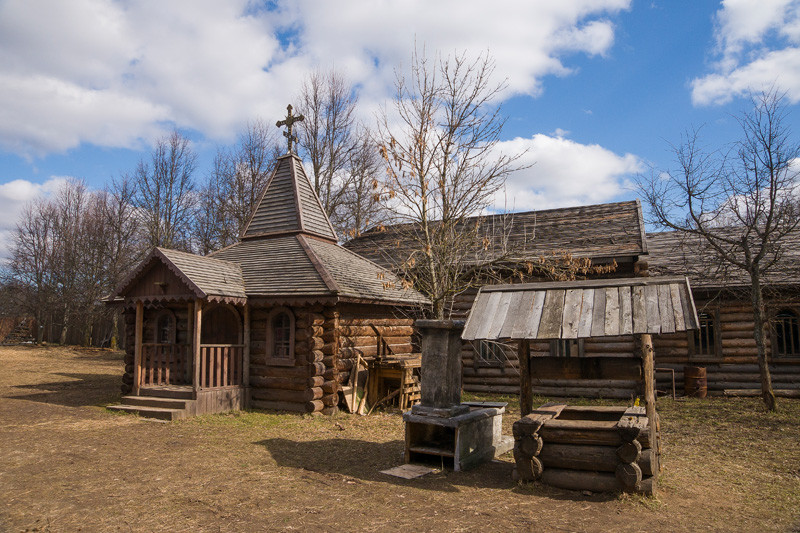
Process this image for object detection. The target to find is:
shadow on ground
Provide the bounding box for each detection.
[257,435,612,503]
[7,372,120,407]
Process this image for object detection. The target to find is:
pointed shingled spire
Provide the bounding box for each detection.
[241,153,338,242]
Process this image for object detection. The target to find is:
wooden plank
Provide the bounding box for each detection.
[472,291,502,340]
[243,304,250,394]
[461,289,487,340]
[510,291,537,339]
[619,286,633,335]
[498,291,524,339]
[561,289,583,339]
[193,299,202,392]
[680,280,699,330]
[632,285,648,334]
[134,301,143,393]
[591,288,606,337]
[537,290,566,339]
[487,291,514,339]
[644,285,661,334]
[577,289,594,338]
[669,284,685,332]
[480,276,690,292]
[658,284,675,334]
[604,287,621,336]
[521,291,546,339]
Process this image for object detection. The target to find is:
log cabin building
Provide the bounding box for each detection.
[647,230,800,397]
[346,202,800,399]
[345,201,655,399]
[109,152,428,419]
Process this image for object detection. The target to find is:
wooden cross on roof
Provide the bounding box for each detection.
[276,104,304,154]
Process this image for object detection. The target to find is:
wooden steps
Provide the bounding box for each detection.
[107,387,195,421]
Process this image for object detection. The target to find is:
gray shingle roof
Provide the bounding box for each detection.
[115,247,246,300]
[303,236,429,305]
[646,229,800,289]
[211,234,429,305]
[241,153,337,241]
[343,200,647,270]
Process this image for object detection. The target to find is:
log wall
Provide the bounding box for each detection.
[335,303,417,388]
[653,297,800,397]
[249,304,334,414]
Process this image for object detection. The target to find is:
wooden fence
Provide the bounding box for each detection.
[141,343,191,386]
[199,344,244,389]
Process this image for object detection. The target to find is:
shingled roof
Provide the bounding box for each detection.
[210,234,428,305]
[241,153,337,242]
[114,247,246,302]
[344,200,648,270]
[646,229,800,289]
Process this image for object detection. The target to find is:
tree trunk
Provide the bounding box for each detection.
[750,269,777,411]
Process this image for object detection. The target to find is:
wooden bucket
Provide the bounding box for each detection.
[684,366,707,398]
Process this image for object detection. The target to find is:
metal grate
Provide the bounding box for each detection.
[694,312,716,356]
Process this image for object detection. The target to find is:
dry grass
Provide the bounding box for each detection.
[1,345,798,532]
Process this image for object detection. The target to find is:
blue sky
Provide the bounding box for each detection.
[2,0,800,256]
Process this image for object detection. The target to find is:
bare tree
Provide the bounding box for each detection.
[377,48,524,318]
[296,69,358,230]
[131,130,197,251]
[194,120,282,254]
[638,90,800,412]
[338,127,393,239]
[9,196,57,343]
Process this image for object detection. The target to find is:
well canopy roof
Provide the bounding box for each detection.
[462,276,699,341]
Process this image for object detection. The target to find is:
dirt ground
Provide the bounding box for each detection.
[1,345,798,533]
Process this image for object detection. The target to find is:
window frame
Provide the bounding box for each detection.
[549,338,584,358]
[473,339,508,368]
[153,309,176,345]
[772,308,800,360]
[689,310,720,360]
[266,307,296,367]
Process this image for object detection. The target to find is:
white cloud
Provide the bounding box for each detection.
[491,134,643,212]
[0,0,631,157]
[692,0,800,105]
[0,177,68,260]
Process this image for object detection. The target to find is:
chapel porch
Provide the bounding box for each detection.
[107,247,250,420]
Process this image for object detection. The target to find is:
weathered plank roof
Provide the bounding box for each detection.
[462,276,699,341]
[211,234,429,306]
[241,153,338,242]
[343,200,647,270]
[114,247,246,302]
[646,229,800,289]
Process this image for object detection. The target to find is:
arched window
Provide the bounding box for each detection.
[267,307,295,365]
[693,312,716,358]
[773,309,800,357]
[154,310,176,344]
[201,305,241,345]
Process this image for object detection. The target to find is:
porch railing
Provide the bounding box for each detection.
[140,343,192,387]
[199,344,244,389]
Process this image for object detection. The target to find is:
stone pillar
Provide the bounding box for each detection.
[412,319,467,417]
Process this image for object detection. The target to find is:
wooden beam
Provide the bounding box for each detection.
[193,299,203,396]
[243,303,251,408]
[640,332,658,490]
[133,301,143,395]
[518,339,532,416]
